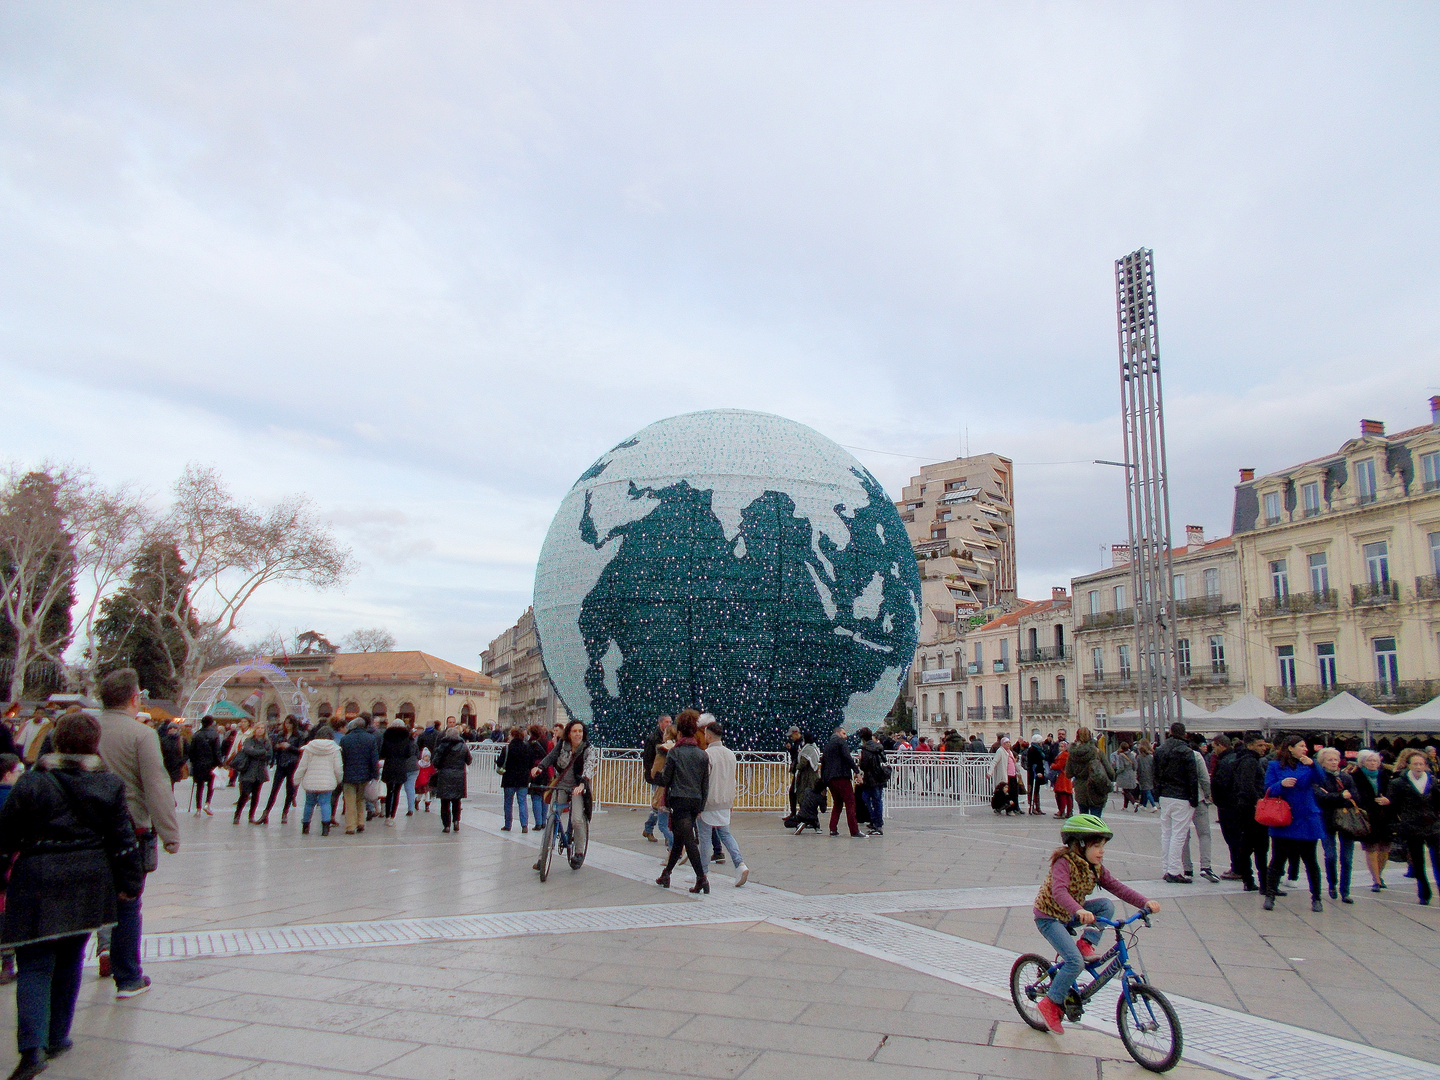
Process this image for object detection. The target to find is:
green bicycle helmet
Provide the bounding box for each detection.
[1060,813,1113,841]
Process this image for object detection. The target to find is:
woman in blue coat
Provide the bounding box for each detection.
[1263,735,1326,912]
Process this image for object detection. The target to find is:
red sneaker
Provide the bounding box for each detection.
[97,951,111,979]
[1036,996,1065,1034]
[1076,939,1098,962]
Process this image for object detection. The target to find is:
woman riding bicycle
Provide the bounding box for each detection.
[1032,813,1160,1034]
[530,719,594,870]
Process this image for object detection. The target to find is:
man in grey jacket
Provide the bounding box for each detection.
[95,668,181,998]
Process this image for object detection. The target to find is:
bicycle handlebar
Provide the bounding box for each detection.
[1092,910,1153,930]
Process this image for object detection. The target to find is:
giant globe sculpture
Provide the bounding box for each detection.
[532,409,922,751]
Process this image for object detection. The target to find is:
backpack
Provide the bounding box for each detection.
[1089,752,1113,796]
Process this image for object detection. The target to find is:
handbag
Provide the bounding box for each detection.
[1334,805,1370,840]
[1255,796,1292,828]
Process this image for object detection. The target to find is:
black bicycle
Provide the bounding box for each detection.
[534,783,587,881]
[1010,909,1182,1072]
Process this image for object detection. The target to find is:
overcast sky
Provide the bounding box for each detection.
[2,3,1437,667]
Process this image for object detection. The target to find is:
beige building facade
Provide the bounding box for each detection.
[1233,401,1440,712]
[482,606,573,732]
[1016,590,1073,738]
[1072,531,1246,731]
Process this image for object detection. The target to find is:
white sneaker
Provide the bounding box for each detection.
[736,864,748,887]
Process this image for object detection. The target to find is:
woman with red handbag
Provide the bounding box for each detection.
[1261,736,1326,912]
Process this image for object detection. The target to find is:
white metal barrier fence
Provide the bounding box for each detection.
[467,744,994,811]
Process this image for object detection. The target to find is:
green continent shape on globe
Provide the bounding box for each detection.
[576,467,917,751]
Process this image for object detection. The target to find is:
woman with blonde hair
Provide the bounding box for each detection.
[1387,748,1440,904]
[1353,749,1393,892]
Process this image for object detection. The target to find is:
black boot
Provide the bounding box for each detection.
[321,822,331,836]
[1263,894,1275,911]
[7,1048,48,1080]
[301,822,310,835]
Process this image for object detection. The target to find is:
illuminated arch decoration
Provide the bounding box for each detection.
[182,659,311,724]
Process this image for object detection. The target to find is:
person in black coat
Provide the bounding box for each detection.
[0,713,144,1079]
[186,716,223,816]
[655,711,709,892]
[430,725,473,834]
[260,715,303,826]
[820,726,862,838]
[157,722,186,787]
[498,727,537,832]
[378,720,418,824]
[1314,747,1360,903]
[1387,749,1440,905]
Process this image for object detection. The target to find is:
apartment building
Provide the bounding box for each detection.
[911,630,967,738]
[480,607,572,731]
[1072,529,1246,730]
[895,453,1016,641]
[957,590,1071,744]
[1017,589,1073,736]
[1234,399,1440,712]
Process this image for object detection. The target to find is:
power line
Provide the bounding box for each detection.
[840,443,1097,467]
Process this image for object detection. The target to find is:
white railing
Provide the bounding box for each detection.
[468,745,993,811]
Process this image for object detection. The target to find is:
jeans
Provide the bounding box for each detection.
[1138,789,1157,808]
[1321,829,1354,898]
[1036,897,1114,1005]
[16,934,87,1053]
[827,778,859,836]
[262,764,298,817]
[503,786,530,829]
[663,796,705,880]
[697,819,744,870]
[652,807,674,846]
[301,790,332,825]
[529,790,546,827]
[234,780,262,821]
[1267,837,1321,899]
[1182,804,1214,873]
[858,785,884,830]
[403,773,417,813]
[1077,802,1105,817]
[1158,798,1195,877]
[111,894,143,988]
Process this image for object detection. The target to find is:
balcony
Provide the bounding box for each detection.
[1264,680,1440,711]
[1079,608,1134,631]
[1082,673,1134,691]
[966,706,986,721]
[1256,590,1339,618]
[1175,596,1242,618]
[991,706,1014,721]
[967,662,981,676]
[1417,575,1440,601]
[992,659,1010,674]
[1019,646,1070,664]
[1352,580,1399,608]
[1182,667,1230,687]
[1021,698,1071,716]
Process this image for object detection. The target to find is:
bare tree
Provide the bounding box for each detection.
[146,465,355,708]
[1,466,148,703]
[342,627,396,653]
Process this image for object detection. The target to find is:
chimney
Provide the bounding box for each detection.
[1186,525,1204,551]
[1051,586,1067,602]
[1111,543,1131,567]
[1430,395,1440,426]
[1360,418,1385,438]
[1239,468,1255,482]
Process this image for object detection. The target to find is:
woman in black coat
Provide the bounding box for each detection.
[378,720,417,824]
[0,714,144,1080]
[498,728,536,832]
[1387,749,1440,905]
[656,710,710,893]
[260,715,303,826]
[430,726,472,834]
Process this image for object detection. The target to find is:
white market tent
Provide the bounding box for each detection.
[1276,691,1390,739]
[1106,697,1219,730]
[1206,693,1288,726]
[1374,695,1440,734]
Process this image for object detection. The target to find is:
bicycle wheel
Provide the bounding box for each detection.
[537,818,556,882]
[1116,981,1183,1072]
[1009,954,1056,1032]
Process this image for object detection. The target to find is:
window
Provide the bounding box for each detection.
[1091,647,1104,677]
[1269,559,1289,600]
[1118,645,1132,679]
[932,526,946,539]
[1316,642,1337,689]
[1424,451,1440,492]
[1172,573,1186,601]
[1176,638,1191,677]
[1277,645,1296,694]
[1029,678,1040,702]
[1002,683,1011,708]
[938,693,945,718]
[1430,531,1440,578]
[1356,458,1377,504]
[1302,481,1321,517]
[1056,675,1067,701]
[1264,490,1282,525]
[922,693,928,719]
[1203,567,1220,597]
[1088,591,1100,616]
[974,642,983,665]
[1209,635,1226,673]
[1363,540,1389,585]
[1374,637,1398,693]
[1114,584,1127,609]
[1308,551,1329,595]
[1000,639,1010,663]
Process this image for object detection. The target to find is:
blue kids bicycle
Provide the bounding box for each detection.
[1010,909,1182,1072]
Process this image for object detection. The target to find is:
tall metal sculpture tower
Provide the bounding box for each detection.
[1114,249,1182,743]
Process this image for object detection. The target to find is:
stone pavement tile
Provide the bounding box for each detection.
[901,989,1016,1023]
[618,985,806,1023]
[321,955,495,989]
[187,991,395,1032]
[184,968,373,1001]
[224,1064,389,1080]
[376,1044,618,1080]
[739,1048,981,1080]
[68,1006,245,1049]
[214,951,361,975]
[580,961,747,994]
[488,998,690,1039]
[532,1029,759,1079]
[189,1021,419,1071]
[363,943,583,979]
[40,1037,253,1080]
[876,1035,1101,1079]
[360,1009,568,1054]
[669,1013,884,1059]
[795,1001,994,1044]
[73,978,236,1015]
[454,970,649,1006]
[733,974,912,1011]
[329,980,528,1018]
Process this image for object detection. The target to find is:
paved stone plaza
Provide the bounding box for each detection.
[7,784,1440,1080]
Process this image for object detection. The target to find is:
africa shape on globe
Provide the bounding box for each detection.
[532,409,922,751]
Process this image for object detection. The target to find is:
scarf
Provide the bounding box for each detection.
[1361,765,1380,788]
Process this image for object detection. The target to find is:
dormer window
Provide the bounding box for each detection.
[1263,490,1282,526]
[1301,481,1321,517]
[1355,458,1377,505]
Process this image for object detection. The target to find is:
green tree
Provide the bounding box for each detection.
[93,540,194,701]
[0,470,77,700]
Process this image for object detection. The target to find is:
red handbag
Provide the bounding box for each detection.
[1255,796,1292,828]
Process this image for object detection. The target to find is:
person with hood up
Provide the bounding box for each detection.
[338,717,380,835]
[379,719,417,825]
[227,724,273,826]
[1065,728,1114,817]
[430,724,472,834]
[186,716,222,816]
[293,725,344,836]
